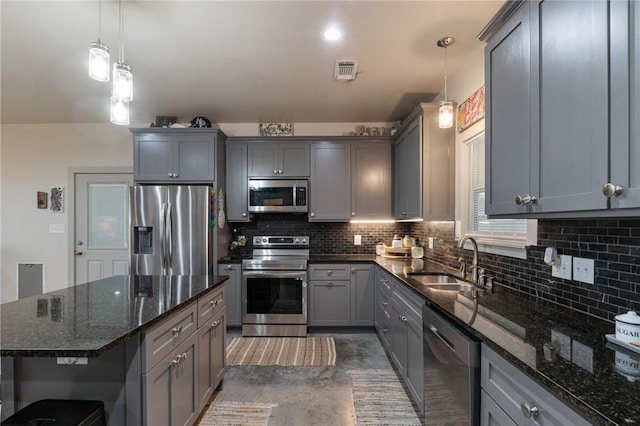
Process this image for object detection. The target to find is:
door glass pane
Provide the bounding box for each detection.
[89,183,128,249]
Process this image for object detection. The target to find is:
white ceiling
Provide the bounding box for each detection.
[0,0,502,125]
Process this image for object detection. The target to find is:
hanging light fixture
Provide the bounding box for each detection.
[112,0,133,101]
[110,96,130,125]
[437,36,455,129]
[88,0,110,82]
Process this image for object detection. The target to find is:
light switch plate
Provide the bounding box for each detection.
[354,235,362,245]
[552,255,572,280]
[49,224,65,234]
[573,257,594,284]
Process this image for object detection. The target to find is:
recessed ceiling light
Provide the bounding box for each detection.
[324,27,342,41]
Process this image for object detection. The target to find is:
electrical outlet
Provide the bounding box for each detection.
[428,237,434,249]
[552,255,572,280]
[573,257,594,284]
[354,235,362,245]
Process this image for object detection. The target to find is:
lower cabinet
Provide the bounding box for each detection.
[218,263,242,326]
[308,263,373,326]
[144,332,199,426]
[374,268,424,414]
[481,344,592,425]
[142,284,226,426]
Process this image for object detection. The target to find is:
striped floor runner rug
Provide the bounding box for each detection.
[226,337,336,366]
[197,401,277,426]
[348,369,423,426]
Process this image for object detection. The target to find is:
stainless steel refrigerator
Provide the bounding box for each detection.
[130,185,214,275]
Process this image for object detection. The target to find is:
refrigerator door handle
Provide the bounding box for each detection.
[160,203,167,273]
[166,202,173,272]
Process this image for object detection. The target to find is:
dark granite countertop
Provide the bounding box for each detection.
[0,275,228,358]
[372,256,637,426]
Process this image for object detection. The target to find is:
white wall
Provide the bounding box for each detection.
[0,120,392,303]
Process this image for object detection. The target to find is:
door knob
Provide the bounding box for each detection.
[602,183,623,198]
[74,250,83,256]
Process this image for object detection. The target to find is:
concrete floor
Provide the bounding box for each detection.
[212,329,405,426]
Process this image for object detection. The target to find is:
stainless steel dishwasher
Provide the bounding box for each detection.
[423,301,480,425]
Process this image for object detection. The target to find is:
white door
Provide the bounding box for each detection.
[74,172,133,284]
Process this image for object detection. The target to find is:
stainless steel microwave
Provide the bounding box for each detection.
[248,179,308,213]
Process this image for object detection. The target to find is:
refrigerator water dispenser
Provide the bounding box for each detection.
[133,227,153,254]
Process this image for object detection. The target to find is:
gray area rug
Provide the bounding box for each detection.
[197,401,277,426]
[347,369,423,425]
[226,337,336,366]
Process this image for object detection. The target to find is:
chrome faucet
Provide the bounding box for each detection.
[457,235,480,284]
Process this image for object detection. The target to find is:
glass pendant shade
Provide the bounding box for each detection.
[110,96,130,125]
[89,41,110,82]
[439,100,454,129]
[112,62,133,101]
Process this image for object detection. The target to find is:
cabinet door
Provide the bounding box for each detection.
[350,264,374,326]
[135,136,174,182]
[247,143,278,176]
[174,137,215,182]
[530,0,609,213]
[422,111,455,221]
[481,390,517,426]
[211,309,226,388]
[225,143,250,222]
[145,332,198,426]
[390,303,407,376]
[394,119,422,219]
[405,314,424,413]
[610,0,640,209]
[197,322,215,410]
[485,4,532,216]
[351,142,392,219]
[309,142,351,221]
[280,143,310,177]
[309,280,350,326]
[218,263,242,326]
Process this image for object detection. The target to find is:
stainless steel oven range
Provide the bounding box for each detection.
[241,236,309,337]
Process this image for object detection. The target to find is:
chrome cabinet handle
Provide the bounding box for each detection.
[327,270,333,276]
[242,212,247,217]
[172,326,183,334]
[520,402,539,419]
[327,281,333,286]
[210,300,218,307]
[226,265,233,270]
[515,194,537,205]
[279,169,283,174]
[211,320,221,327]
[273,169,278,174]
[380,302,388,307]
[399,315,407,322]
[351,267,356,273]
[401,211,408,215]
[172,354,182,365]
[168,173,173,177]
[310,212,315,217]
[381,328,389,333]
[351,212,356,216]
[602,183,624,198]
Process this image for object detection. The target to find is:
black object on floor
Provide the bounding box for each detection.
[2,399,106,426]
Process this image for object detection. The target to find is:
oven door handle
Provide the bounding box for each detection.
[243,270,307,280]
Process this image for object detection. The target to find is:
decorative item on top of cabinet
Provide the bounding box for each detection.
[482,0,640,218]
[393,103,454,221]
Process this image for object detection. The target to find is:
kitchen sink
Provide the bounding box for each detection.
[420,283,479,292]
[407,274,459,284]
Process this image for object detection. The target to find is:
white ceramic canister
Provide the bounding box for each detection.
[376,243,387,256]
[615,311,640,345]
[411,245,424,259]
[392,235,403,248]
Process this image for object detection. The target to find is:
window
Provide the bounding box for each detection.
[460,132,535,259]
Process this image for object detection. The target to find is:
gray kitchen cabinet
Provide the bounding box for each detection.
[481,389,517,426]
[132,128,225,183]
[308,263,374,326]
[393,103,455,221]
[144,331,198,426]
[481,344,592,425]
[374,269,393,350]
[247,141,310,177]
[197,307,225,410]
[484,0,638,217]
[351,141,392,220]
[225,142,250,222]
[350,264,374,326]
[218,263,242,326]
[309,142,351,221]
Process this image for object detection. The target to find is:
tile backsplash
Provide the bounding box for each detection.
[226,215,640,322]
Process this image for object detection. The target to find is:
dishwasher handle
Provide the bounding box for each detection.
[428,324,455,352]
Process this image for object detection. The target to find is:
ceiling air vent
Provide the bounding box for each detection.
[334,60,359,80]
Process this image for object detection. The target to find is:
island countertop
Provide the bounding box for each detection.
[0,275,228,357]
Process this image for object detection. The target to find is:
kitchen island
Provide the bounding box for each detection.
[1,274,228,425]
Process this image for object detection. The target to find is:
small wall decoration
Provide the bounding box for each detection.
[49,187,64,213]
[457,86,485,133]
[259,123,294,136]
[37,191,48,209]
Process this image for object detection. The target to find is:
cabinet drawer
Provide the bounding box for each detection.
[144,302,197,372]
[481,344,593,425]
[197,286,225,328]
[309,264,351,280]
[392,280,423,323]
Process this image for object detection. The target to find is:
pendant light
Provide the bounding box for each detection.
[88,0,110,82]
[112,0,133,101]
[437,36,455,129]
[110,96,130,125]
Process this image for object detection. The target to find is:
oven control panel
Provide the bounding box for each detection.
[252,235,309,247]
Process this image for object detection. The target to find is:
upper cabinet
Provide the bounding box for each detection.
[225,142,249,222]
[309,141,351,221]
[393,103,455,221]
[247,141,310,177]
[351,141,393,220]
[131,128,226,184]
[484,0,640,217]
